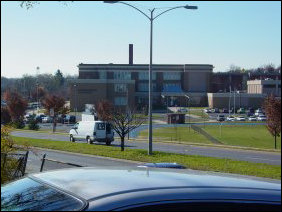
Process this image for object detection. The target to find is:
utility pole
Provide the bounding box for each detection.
[233,88,236,116]
[229,85,231,116]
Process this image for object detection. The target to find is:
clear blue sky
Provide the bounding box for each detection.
[1,1,281,78]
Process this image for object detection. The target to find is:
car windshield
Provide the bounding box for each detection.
[1,177,85,211]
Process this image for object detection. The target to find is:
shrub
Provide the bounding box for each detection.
[1,126,30,184]
[1,107,11,124]
[11,119,25,129]
[28,119,40,131]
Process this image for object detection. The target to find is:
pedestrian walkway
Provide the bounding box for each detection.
[191,125,222,144]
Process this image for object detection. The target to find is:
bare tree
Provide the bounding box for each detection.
[263,95,281,149]
[41,94,70,132]
[20,1,73,9]
[111,107,146,151]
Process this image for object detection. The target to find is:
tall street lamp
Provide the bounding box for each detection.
[104,1,197,155]
[184,94,190,131]
[74,84,77,118]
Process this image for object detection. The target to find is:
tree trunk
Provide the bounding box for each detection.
[52,117,57,133]
[120,136,125,151]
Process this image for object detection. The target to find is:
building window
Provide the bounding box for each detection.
[163,72,181,80]
[138,83,157,92]
[114,97,127,106]
[99,71,107,79]
[138,72,156,80]
[263,84,276,88]
[78,89,96,94]
[163,83,182,92]
[114,84,127,93]
[114,71,131,80]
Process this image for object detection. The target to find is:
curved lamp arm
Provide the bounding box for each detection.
[154,5,198,20]
[104,1,150,20]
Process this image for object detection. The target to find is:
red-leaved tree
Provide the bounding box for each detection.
[41,94,69,132]
[263,95,281,149]
[3,90,28,122]
[96,100,113,121]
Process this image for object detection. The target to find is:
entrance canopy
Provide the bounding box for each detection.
[161,85,188,97]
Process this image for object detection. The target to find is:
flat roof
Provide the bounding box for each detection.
[77,64,214,72]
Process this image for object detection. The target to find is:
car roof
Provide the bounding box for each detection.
[30,167,281,202]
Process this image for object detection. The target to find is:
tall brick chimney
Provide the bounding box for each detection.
[129,44,133,65]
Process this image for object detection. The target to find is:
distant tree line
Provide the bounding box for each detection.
[225,64,281,75]
[1,70,77,102]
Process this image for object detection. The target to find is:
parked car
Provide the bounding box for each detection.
[217,114,225,122]
[229,108,234,113]
[63,115,76,124]
[248,107,255,114]
[237,108,246,114]
[248,116,257,121]
[214,108,220,113]
[204,108,211,113]
[23,114,33,123]
[247,112,254,117]
[177,108,188,113]
[222,108,229,113]
[42,116,53,123]
[226,116,236,121]
[255,112,265,116]
[69,121,114,145]
[236,116,246,121]
[35,114,46,123]
[257,115,267,121]
[57,114,66,123]
[210,108,216,113]
[255,108,264,116]
[1,168,280,211]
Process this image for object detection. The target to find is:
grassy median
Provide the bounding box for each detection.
[12,136,281,179]
[201,125,281,150]
[139,127,211,144]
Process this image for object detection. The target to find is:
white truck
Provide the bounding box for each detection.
[69,121,114,145]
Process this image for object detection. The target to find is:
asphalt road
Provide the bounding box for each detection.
[12,131,281,165]
[26,148,139,174]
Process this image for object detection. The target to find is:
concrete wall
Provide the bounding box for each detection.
[207,93,267,109]
[247,80,281,97]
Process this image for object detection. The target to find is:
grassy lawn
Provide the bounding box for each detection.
[138,127,211,144]
[188,110,209,119]
[201,125,281,150]
[12,136,281,179]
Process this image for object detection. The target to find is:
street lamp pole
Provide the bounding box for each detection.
[74,84,77,118]
[104,1,197,155]
[185,95,190,131]
[37,82,39,114]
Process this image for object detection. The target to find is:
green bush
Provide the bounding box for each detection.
[1,126,29,184]
[11,119,25,129]
[28,119,40,131]
[1,126,17,184]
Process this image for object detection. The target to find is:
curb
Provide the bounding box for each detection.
[29,146,142,165]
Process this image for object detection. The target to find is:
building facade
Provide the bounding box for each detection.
[70,63,213,111]
[247,79,281,97]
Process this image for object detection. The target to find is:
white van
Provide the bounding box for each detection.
[69,121,114,145]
